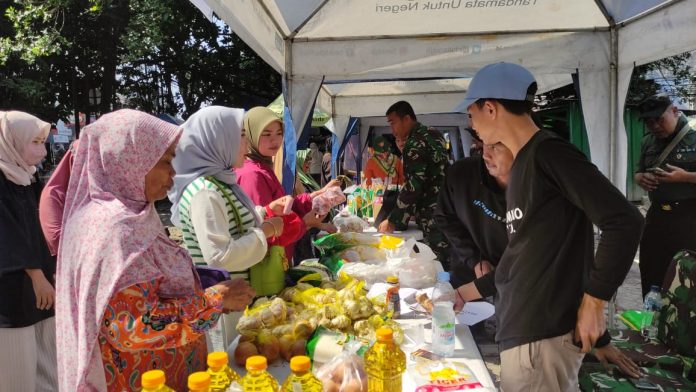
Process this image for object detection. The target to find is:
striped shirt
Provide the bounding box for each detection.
[178,177,258,265]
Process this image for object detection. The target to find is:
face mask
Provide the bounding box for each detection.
[22,143,47,165]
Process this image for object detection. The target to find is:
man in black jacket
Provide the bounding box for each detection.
[435,139,641,379]
[457,62,644,391]
[435,140,508,293]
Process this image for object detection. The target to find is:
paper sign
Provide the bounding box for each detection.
[57,120,73,136]
[456,302,495,326]
[52,135,70,144]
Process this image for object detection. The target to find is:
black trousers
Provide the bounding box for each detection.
[639,199,696,296]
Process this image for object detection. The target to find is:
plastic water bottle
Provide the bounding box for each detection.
[641,285,662,340]
[432,271,456,305]
[431,271,456,357]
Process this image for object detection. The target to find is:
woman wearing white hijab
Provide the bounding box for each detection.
[0,111,57,391]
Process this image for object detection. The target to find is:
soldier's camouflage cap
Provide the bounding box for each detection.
[638,94,673,119]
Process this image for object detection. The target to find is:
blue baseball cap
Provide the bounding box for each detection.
[455,62,537,112]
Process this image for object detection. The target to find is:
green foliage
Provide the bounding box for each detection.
[0,2,64,64]
[628,52,696,106]
[115,0,281,117]
[0,0,280,122]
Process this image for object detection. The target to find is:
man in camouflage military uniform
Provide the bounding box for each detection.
[378,101,450,269]
[634,94,696,296]
[579,250,696,390]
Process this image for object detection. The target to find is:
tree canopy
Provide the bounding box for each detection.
[0,0,281,123]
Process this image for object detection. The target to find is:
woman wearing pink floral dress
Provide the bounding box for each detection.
[56,110,254,391]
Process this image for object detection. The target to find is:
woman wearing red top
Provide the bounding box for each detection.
[236,107,338,262]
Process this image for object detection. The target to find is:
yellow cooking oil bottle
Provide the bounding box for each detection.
[364,327,406,392]
[207,351,240,391]
[141,369,174,392]
[240,355,279,392]
[188,371,212,392]
[281,356,322,392]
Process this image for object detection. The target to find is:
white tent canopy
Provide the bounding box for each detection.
[316,74,572,142]
[192,0,696,192]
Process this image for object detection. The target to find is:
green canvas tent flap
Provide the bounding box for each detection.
[267,95,330,128]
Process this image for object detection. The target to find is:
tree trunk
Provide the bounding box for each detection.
[162,69,177,114]
[100,0,130,114]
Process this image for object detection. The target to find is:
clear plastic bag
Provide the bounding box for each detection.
[339,239,442,289]
[340,262,396,289]
[337,245,386,263]
[333,210,369,233]
[315,341,368,392]
[389,239,442,289]
[312,186,347,216]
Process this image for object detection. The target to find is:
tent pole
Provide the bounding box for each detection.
[618,0,686,28]
[293,27,611,43]
[284,40,293,106]
[330,93,337,178]
[609,28,618,186]
[607,26,619,332]
[282,39,295,194]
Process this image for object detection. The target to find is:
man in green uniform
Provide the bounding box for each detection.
[378,101,450,269]
[634,94,696,296]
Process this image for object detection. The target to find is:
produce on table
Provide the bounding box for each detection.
[233,341,258,367]
[234,273,401,365]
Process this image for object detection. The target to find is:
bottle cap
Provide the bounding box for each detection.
[376,327,394,342]
[246,355,268,371]
[207,351,229,369]
[386,275,399,284]
[141,370,165,388]
[290,356,311,372]
[437,271,450,282]
[188,372,210,391]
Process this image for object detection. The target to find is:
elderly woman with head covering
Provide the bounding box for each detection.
[56,110,252,391]
[236,107,339,262]
[363,135,404,187]
[0,111,57,391]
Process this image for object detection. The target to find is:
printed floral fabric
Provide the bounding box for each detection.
[99,279,223,391]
